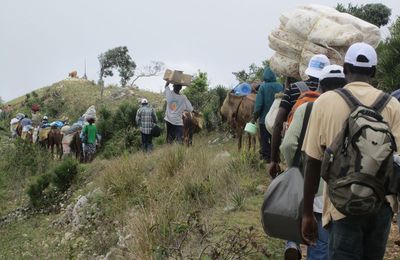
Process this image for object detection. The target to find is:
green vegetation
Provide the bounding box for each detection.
[377,17,400,92]
[0,133,286,259]
[6,79,165,122]
[98,46,136,88]
[232,60,269,83]
[336,3,392,27]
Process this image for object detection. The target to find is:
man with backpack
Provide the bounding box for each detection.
[251,67,283,162]
[269,54,330,178]
[302,42,400,259]
[280,65,346,260]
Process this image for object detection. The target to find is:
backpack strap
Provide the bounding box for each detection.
[294,81,309,93]
[334,88,362,111]
[371,92,392,113]
[293,102,314,167]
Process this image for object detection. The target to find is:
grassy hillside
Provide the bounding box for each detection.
[0,134,286,259]
[6,79,165,122]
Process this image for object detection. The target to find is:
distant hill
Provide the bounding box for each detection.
[6,79,165,121]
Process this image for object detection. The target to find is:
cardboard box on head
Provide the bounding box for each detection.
[163,69,192,86]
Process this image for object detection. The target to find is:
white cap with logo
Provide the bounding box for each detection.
[344,42,377,68]
[141,98,148,104]
[305,54,331,79]
[319,65,345,81]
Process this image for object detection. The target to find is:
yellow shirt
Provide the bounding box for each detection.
[302,81,400,227]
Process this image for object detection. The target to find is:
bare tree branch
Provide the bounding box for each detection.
[130,61,165,87]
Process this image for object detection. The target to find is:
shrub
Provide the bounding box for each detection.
[230,190,246,211]
[113,101,138,130]
[97,102,141,158]
[52,159,79,192]
[0,139,51,177]
[44,89,66,118]
[27,173,52,207]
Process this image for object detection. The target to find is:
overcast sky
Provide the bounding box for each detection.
[1,0,399,101]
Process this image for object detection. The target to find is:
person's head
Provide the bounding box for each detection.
[87,118,95,125]
[141,98,148,106]
[285,77,297,89]
[173,84,182,93]
[318,65,347,93]
[252,79,261,92]
[305,54,331,80]
[42,115,48,122]
[343,42,377,83]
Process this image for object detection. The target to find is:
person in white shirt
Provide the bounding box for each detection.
[164,81,193,144]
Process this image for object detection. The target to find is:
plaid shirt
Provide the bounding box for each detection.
[136,105,157,134]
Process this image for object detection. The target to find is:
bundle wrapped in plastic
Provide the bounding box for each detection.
[268,4,381,79]
[83,105,97,121]
[64,123,83,135]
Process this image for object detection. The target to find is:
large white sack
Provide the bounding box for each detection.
[83,105,97,121]
[268,4,381,79]
[270,53,300,79]
[269,30,302,60]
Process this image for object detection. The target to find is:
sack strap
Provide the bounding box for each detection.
[294,81,309,93]
[371,92,391,113]
[293,102,314,167]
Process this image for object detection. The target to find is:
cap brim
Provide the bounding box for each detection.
[305,67,323,79]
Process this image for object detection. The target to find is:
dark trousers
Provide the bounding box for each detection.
[328,203,392,260]
[166,121,183,144]
[141,133,153,152]
[259,123,271,161]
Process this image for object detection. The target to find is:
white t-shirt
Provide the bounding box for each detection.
[164,86,193,126]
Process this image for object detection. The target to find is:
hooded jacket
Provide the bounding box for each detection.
[253,68,283,123]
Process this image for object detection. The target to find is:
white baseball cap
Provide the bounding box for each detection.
[305,54,331,79]
[141,98,148,104]
[344,42,377,68]
[319,65,345,81]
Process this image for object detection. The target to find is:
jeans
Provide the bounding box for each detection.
[259,123,271,161]
[141,133,153,152]
[307,213,328,260]
[166,121,183,144]
[328,203,392,260]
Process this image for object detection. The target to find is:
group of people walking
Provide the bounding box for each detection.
[9,111,99,162]
[254,42,400,260]
[135,80,193,152]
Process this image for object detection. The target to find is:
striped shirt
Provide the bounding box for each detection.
[279,79,319,112]
[136,105,157,134]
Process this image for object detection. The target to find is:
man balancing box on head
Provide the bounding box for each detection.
[302,42,400,260]
[164,80,193,145]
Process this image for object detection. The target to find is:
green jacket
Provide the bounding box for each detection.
[253,68,283,124]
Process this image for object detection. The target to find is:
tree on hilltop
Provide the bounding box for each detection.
[98,46,136,97]
[336,3,391,27]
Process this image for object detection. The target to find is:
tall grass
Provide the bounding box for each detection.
[95,137,270,258]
